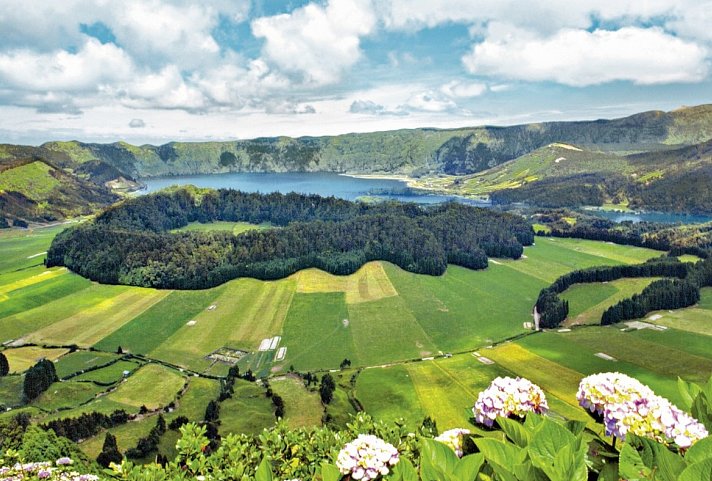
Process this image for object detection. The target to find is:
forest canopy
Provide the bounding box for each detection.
[46,187,534,289]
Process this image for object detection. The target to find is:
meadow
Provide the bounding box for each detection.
[0,224,710,462]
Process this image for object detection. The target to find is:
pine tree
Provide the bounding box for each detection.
[97,433,122,468]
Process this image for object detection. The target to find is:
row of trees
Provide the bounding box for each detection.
[41,410,130,442]
[602,278,700,324]
[535,257,691,328]
[47,189,533,289]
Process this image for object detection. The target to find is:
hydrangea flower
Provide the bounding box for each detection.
[336,434,399,481]
[473,377,548,427]
[0,462,99,481]
[577,372,654,418]
[578,372,708,448]
[434,428,471,457]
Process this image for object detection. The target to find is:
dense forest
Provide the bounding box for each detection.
[47,188,533,289]
[534,210,712,256]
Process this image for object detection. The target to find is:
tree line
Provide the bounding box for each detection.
[47,188,533,289]
[535,256,707,328]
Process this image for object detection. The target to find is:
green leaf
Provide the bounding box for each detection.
[497,417,532,448]
[596,462,619,481]
[420,437,458,481]
[453,453,485,480]
[390,458,419,481]
[678,457,712,481]
[649,443,686,481]
[474,438,526,468]
[685,436,712,464]
[255,457,273,481]
[527,416,576,468]
[677,377,700,411]
[691,392,712,432]
[619,443,653,481]
[564,420,587,437]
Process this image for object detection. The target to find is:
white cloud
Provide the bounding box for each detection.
[401,90,458,113]
[251,0,376,85]
[0,38,134,92]
[463,25,709,86]
[128,118,146,128]
[440,80,487,98]
[349,99,407,116]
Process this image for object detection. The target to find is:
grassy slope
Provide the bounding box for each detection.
[0,160,117,221]
[271,376,323,429]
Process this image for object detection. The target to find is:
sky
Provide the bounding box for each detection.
[0,0,711,145]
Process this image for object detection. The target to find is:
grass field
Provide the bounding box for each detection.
[219,381,275,435]
[171,221,271,234]
[3,225,709,445]
[54,351,119,379]
[271,375,323,428]
[26,288,170,347]
[2,346,69,373]
[74,360,142,384]
[32,381,106,411]
[105,364,185,410]
[94,288,221,354]
[0,375,24,407]
[562,277,659,326]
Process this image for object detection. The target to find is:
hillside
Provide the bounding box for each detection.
[1,105,710,180]
[0,157,119,223]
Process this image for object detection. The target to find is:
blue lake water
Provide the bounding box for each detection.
[140,172,490,206]
[140,172,712,224]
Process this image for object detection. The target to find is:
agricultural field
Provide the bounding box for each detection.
[2,223,711,456]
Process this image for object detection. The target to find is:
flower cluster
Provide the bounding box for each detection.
[577,372,708,448]
[0,459,98,481]
[434,428,471,457]
[473,377,549,427]
[336,434,399,481]
[577,372,654,417]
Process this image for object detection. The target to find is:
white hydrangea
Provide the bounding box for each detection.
[336,434,399,481]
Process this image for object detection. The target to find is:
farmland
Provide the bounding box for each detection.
[1,224,711,461]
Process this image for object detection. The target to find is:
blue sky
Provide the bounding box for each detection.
[0,0,710,145]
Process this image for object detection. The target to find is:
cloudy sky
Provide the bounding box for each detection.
[1,0,711,145]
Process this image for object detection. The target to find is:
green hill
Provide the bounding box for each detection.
[0,158,118,223]
[1,105,710,180]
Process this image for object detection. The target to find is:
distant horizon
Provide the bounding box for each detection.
[8,101,711,147]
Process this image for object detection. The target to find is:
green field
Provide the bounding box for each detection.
[219,381,275,435]
[171,221,272,234]
[54,351,119,379]
[105,364,186,410]
[271,375,323,428]
[2,225,710,451]
[74,360,142,384]
[561,277,659,326]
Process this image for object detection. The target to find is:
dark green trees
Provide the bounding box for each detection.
[23,359,58,401]
[319,374,336,405]
[0,352,9,376]
[46,188,534,289]
[97,432,122,467]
